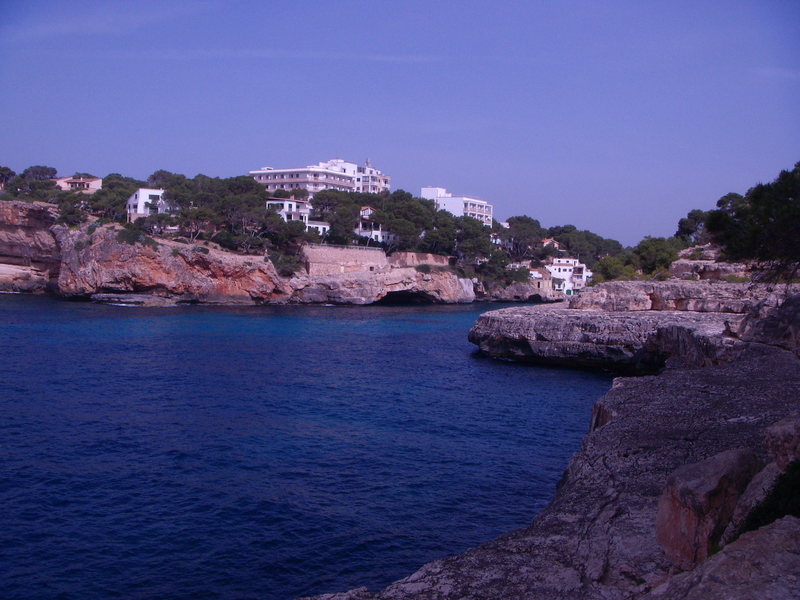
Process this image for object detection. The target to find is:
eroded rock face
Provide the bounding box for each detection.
[0,201,60,285]
[642,517,800,600]
[476,281,563,303]
[308,343,800,600]
[766,414,800,470]
[468,305,744,372]
[307,289,800,600]
[54,225,291,304]
[655,448,763,569]
[287,267,475,304]
[568,281,797,313]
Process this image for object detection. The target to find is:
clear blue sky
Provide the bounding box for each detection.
[1,1,798,246]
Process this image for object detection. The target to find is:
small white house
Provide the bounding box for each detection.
[54,175,102,194]
[127,188,170,221]
[306,220,330,236]
[354,206,396,243]
[266,197,312,226]
[545,256,593,295]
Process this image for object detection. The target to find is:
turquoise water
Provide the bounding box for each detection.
[0,295,612,599]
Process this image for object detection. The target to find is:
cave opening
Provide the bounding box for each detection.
[373,290,438,305]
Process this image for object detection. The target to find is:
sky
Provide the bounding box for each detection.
[1,1,798,246]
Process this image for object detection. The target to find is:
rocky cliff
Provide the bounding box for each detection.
[0,200,477,305]
[53,224,292,304]
[288,267,474,304]
[0,201,61,292]
[307,282,800,599]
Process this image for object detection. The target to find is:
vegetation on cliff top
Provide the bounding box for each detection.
[2,160,797,282]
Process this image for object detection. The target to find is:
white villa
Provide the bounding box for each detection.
[266,197,312,226]
[126,188,170,221]
[420,186,493,226]
[250,158,391,198]
[545,256,593,295]
[54,175,102,194]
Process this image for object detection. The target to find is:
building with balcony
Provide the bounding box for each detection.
[545,256,593,296]
[420,186,493,226]
[126,188,170,221]
[266,198,312,226]
[250,158,391,198]
[354,206,396,244]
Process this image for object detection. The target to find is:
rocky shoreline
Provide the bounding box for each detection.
[0,200,560,306]
[305,281,800,599]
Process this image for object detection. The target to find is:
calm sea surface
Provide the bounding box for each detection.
[0,295,612,600]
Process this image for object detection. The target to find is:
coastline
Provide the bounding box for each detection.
[305,282,800,599]
[0,199,562,307]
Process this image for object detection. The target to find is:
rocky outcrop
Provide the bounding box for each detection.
[308,286,800,600]
[468,305,744,372]
[655,448,763,569]
[54,224,291,304]
[475,280,563,303]
[306,339,800,600]
[0,201,61,288]
[0,263,51,293]
[568,280,797,313]
[287,267,475,304]
[668,244,751,282]
[0,201,477,305]
[642,516,800,600]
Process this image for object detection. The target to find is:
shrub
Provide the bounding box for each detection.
[192,245,209,255]
[723,274,749,283]
[415,264,432,273]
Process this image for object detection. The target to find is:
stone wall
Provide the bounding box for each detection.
[302,244,388,275]
[387,252,450,268]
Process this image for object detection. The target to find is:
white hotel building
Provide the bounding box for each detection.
[546,257,593,296]
[249,158,391,198]
[420,187,493,226]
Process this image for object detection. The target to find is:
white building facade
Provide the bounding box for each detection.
[250,158,391,198]
[266,198,312,226]
[354,206,396,244]
[54,175,102,194]
[545,257,593,296]
[126,188,170,221]
[420,186,493,226]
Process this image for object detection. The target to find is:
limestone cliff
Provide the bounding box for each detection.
[308,284,800,599]
[0,200,476,305]
[53,224,292,304]
[287,267,475,304]
[0,200,61,292]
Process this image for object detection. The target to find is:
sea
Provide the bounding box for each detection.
[0,294,613,600]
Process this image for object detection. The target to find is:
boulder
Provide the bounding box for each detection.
[643,517,800,600]
[766,414,800,470]
[655,449,762,569]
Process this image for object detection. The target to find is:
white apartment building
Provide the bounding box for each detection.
[545,257,593,296]
[420,186,493,226]
[250,158,391,198]
[126,188,170,221]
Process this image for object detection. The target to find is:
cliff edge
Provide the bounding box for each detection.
[308,282,800,599]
